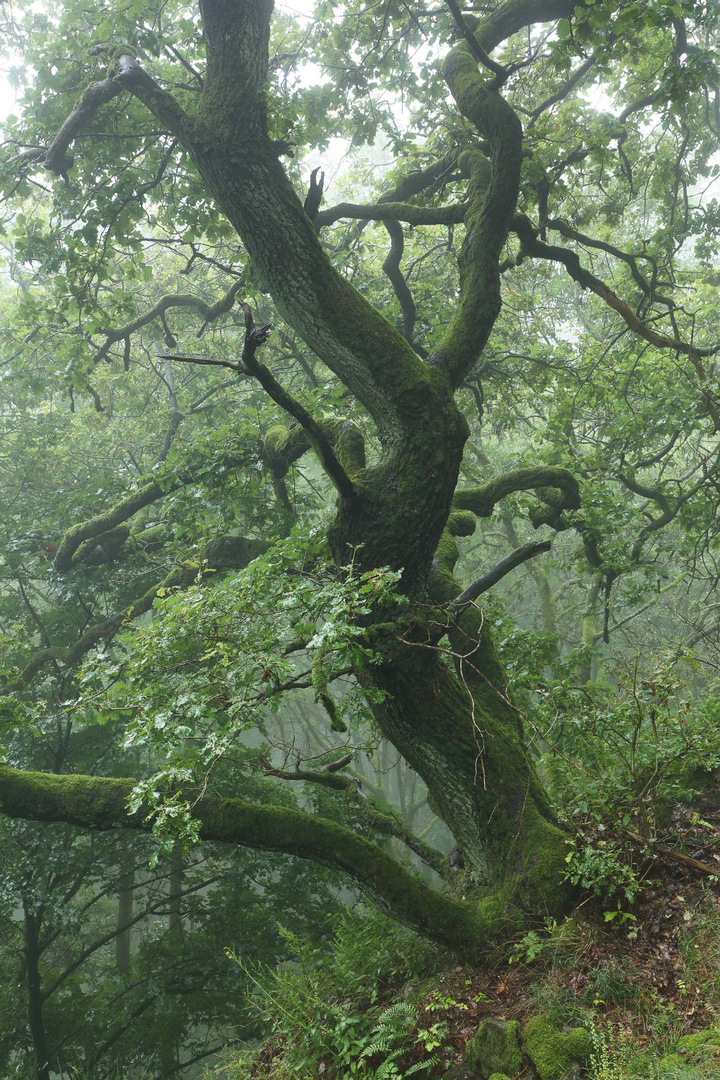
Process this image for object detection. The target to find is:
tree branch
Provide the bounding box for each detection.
[324,149,464,245]
[513,214,719,359]
[261,760,450,878]
[113,54,195,142]
[0,765,491,952]
[545,217,659,301]
[444,0,509,84]
[42,76,125,179]
[315,200,468,229]
[53,481,186,572]
[475,0,579,53]
[429,34,522,386]
[454,540,552,608]
[528,52,597,123]
[453,466,580,518]
[157,354,243,374]
[38,54,193,181]
[381,219,427,357]
[52,443,252,572]
[513,214,720,427]
[379,149,463,203]
[92,280,245,365]
[237,306,358,501]
[624,829,720,878]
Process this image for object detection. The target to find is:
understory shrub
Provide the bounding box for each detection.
[212,908,448,1079]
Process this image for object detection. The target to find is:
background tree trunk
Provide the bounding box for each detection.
[23,905,50,1080]
[116,845,135,976]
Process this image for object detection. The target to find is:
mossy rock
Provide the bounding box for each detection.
[523,1015,591,1080]
[443,1066,479,1080]
[675,1027,720,1054]
[464,1019,523,1079]
[488,1074,512,1080]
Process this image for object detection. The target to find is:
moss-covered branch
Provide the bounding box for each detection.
[477,0,579,52]
[113,53,195,141]
[52,446,254,571]
[428,46,522,386]
[424,0,584,387]
[453,466,579,518]
[315,200,467,228]
[0,765,490,952]
[445,0,509,82]
[52,412,361,588]
[378,149,463,202]
[359,803,452,880]
[53,481,183,571]
[52,414,320,572]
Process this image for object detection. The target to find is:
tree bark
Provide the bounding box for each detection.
[23,905,50,1080]
[0,766,494,952]
[116,846,135,976]
[367,620,573,924]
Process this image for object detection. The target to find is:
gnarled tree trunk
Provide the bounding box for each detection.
[0,0,586,952]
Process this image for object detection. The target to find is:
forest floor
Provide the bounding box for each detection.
[421,854,720,1077]
[210,828,720,1079]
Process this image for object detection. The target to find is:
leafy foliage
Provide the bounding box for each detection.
[220,910,447,1080]
[4,0,720,1075]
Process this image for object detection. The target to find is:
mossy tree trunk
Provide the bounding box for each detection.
[0,0,586,950]
[368,630,572,919]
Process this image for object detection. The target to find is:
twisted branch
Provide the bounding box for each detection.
[0,764,492,951]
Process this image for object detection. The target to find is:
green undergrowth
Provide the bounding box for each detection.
[204,892,720,1080]
[208,907,452,1079]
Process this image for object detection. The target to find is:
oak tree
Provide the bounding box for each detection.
[2,0,720,969]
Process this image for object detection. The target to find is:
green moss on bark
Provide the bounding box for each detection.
[0,765,503,954]
[0,766,137,830]
[334,421,366,476]
[448,510,477,537]
[453,467,579,519]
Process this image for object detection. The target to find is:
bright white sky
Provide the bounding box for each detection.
[0,0,355,183]
[0,71,20,120]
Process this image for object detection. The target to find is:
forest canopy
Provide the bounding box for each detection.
[2,0,720,1075]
